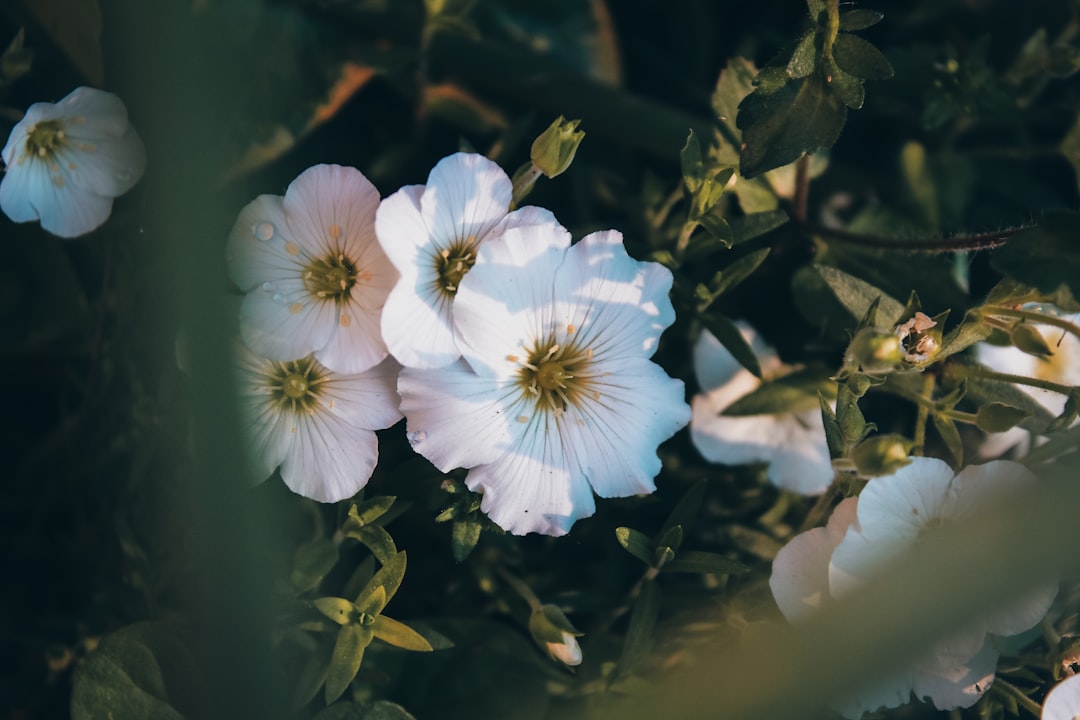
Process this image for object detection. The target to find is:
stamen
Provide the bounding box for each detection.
[545,345,560,359]
[567,324,575,334]
[516,415,529,423]
[340,314,351,328]
[285,242,300,256]
[329,224,342,240]
[506,354,519,362]
[585,349,594,360]
[288,303,304,314]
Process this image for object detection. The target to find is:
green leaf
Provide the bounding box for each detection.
[71,623,206,720]
[737,72,846,178]
[342,556,376,603]
[838,9,884,31]
[292,639,333,711]
[711,248,772,298]
[354,551,407,609]
[696,207,735,246]
[701,312,762,378]
[659,479,708,540]
[823,58,865,109]
[723,366,834,416]
[990,211,1080,299]
[730,210,789,245]
[976,403,1031,433]
[615,526,654,565]
[349,496,397,527]
[371,616,435,652]
[346,525,398,565]
[680,130,705,193]
[325,624,374,704]
[831,33,894,80]
[662,551,749,575]
[655,525,684,557]
[451,517,481,562]
[814,265,905,328]
[787,32,818,79]
[962,363,1056,433]
[939,317,993,359]
[1047,390,1080,433]
[313,597,357,626]
[1011,324,1052,358]
[616,581,662,678]
[819,392,845,459]
[291,538,341,593]
[932,415,964,467]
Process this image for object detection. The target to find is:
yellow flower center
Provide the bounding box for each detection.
[433,236,477,296]
[303,253,359,303]
[514,330,599,415]
[25,120,67,160]
[266,356,325,414]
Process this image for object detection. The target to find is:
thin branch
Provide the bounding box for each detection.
[800,222,1031,253]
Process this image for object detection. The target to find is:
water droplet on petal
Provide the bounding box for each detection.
[261,281,275,292]
[252,222,274,241]
[272,292,286,305]
[406,430,426,446]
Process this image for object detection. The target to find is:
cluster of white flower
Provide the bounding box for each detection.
[770,456,1058,718]
[226,152,690,534]
[1,87,145,238]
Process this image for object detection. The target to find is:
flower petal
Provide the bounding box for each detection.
[283,163,381,259]
[0,157,113,237]
[559,357,689,498]
[381,279,461,369]
[770,497,858,621]
[52,86,131,137]
[315,296,390,375]
[829,456,955,598]
[554,230,676,363]
[319,357,403,431]
[465,422,597,537]
[398,360,517,472]
[421,152,512,249]
[225,194,300,291]
[693,325,779,392]
[1042,674,1080,720]
[375,184,430,270]
[280,410,380,502]
[58,125,146,197]
[912,639,997,711]
[239,282,337,362]
[454,221,572,379]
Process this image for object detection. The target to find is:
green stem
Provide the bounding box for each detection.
[824,0,841,56]
[993,677,1042,718]
[675,220,696,259]
[978,306,1080,344]
[800,222,1028,253]
[913,373,935,455]
[495,565,543,612]
[793,155,810,224]
[952,364,1075,396]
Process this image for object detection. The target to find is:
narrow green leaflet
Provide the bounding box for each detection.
[838,9,884,31]
[730,210,789,245]
[832,33,894,80]
[346,525,398,565]
[722,366,834,416]
[354,551,407,610]
[658,479,708,539]
[616,581,662,679]
[451,517,482,562]
[371,616,435,652]
[976,403,1031,433]
[325,624,374,704]
[349,496,397,527]
[711,248,772,298]
[314,597,357,626]
[701,312,763,378]
[615,526,654,566]
[814,265,905,327]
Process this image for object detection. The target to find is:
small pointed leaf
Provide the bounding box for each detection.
[615,527,653,565]
[832,33,894,81]
[324,624,373,704]
[701,312,763,378]
[662,551,749,575]
[371,616,434,652]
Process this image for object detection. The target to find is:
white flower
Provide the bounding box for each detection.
[690,325,832,495]
[397,222,690,536]
[375,152,556,369]
[235,344,402,502]
[0,86,145,238]
[976,309,1080,458]
[1043,674,1080,720]
[226,164,396,374]
[771,495,998,718]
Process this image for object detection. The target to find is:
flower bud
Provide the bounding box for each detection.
[844,328,903,374]
[528,604,584,666]
[851,434,914,477]
[530,116,584,179]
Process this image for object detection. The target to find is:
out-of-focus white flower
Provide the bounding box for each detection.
[375,152,556,369]
[770,457,1058,717]
[976,309,1080,458]
[398,222,689,536]
[235,344,402,502]
[1042,673,1080,720]
[0,86,145,238]
[546,631,583,666]
[226,164,396,375]
[690,325,832,495]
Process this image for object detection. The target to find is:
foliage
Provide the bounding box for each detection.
[3,0,1080,719]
